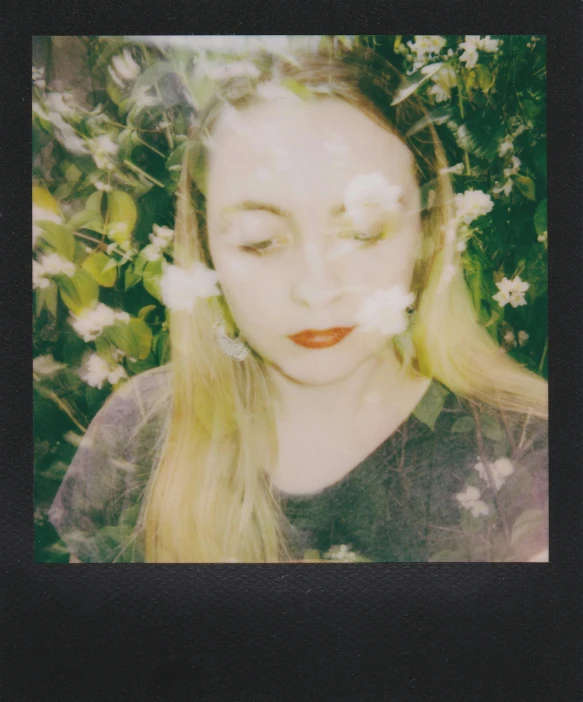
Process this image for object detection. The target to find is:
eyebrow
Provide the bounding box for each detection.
[221,200,347,219]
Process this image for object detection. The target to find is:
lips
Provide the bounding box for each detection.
[287,327,355,349]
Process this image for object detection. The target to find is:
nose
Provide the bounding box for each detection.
[290,241,343,309]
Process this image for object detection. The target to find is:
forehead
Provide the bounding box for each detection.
[207,98,418,212]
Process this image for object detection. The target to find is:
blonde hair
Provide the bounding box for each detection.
[139,49,547,562]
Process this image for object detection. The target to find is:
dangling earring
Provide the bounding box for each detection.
[213,311,250,362]
[393,300,418,366]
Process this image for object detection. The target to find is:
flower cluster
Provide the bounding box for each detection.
[492,276,529,308]
[322,544,359,562]
[89,134,119,171]
[406,36,447,71]
[33,254,75,289]
[458,35,500,69]
[159,262,221,312]
[355,285,415,336]
[108,49,141,87]
[69,303,130,342]
[474,456,515,491]
[455,485,489,518]
[142,225,175,261]
[79,353,127,389]
[454,189,495,225]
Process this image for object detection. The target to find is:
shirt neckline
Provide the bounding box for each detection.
[274,381,435,505]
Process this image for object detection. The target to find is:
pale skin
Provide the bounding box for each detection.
[207,98,432,496]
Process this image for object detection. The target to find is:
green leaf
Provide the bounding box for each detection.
[35,282,58,318]
[128,317,153,360]
[36,221,75,261]
[413,382,448,431]
[515,175,536,201]
[81,251,117,287]
[56,268,99,314]
[86,191,104,214]
[125,265,141,290]
[451,416,476,434]
[474,64,494,94]
[155,330,171,364]
[68,208,105,232]
[126,352,158,375]
[481,415,505,442]
[142,259,163,302]
[534,198,547,235]
[138,304,157,321]
[102,320,139,358]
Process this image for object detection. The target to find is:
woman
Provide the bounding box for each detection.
[49,47,548,563]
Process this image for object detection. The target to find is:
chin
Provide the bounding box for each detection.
[269,353,369,387]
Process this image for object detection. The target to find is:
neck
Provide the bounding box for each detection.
[266,347,410,425]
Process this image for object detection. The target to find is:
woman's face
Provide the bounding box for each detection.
[206,97,423,386]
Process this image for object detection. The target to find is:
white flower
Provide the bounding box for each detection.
[517,330,529,346]
[504,330,517,347]
[142,244,163,262]
[343,173,403,231]
[537,230,548,243]
[33,260,51,289]
[95,181,112,192]
[459,46,479,68]
[503,155,521,178]
[498,139,513,157]
[492,180,514,197]
[132,86,158,111]
[428,83,450,103]
[33,254,75,288]
[89,134,119,170]
[439,162,464,176]
[480,36,500,53]
[69,303,130,342]
[33,354,67,377]
[406,36,446,67]
[455,485,490,518]
[355,285,415,336]
[492,276,529,308]
[44,92,77,118]
[432,64,457,90]
[39,253,75,277]
[454,189,494,224]
[33,205,62,248]
[109,49,141,87]
[79,353,127,389]
[146,225,174,256]
[160,262,220,312]
[474,457,515,491]
[32,65,45,89]
[323,544,359,562]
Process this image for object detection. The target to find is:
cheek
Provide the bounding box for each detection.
[214,251,290,325]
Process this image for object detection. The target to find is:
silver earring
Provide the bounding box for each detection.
[213,314,249,362]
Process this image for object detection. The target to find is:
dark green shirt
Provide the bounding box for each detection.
[49,366,549,563]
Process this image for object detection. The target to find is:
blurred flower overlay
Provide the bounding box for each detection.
[33,35,547,562]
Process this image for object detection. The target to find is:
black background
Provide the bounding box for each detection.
[2,3,582,700]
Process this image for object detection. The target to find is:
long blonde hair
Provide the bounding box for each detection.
[140,48,547,562]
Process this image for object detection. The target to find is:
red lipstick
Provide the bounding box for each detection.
[287,327,355,349]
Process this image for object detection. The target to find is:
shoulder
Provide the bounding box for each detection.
[95,364,172,430]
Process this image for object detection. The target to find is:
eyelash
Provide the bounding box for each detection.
[235,226,393,256]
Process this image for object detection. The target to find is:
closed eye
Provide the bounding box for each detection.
[239,237,288,255]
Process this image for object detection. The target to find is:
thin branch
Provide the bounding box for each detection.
[34,381,88,433]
